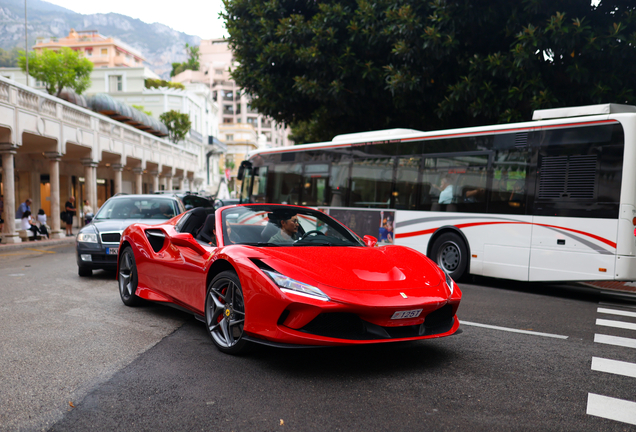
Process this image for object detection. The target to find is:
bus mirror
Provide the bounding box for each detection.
[237,161,252,181]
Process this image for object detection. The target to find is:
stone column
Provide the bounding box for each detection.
[178,176,185,191]
[166,175,173,192]
[112,164,123,195]
[150,170,159,193]
[82,159,98,217]
[133,168,143,194]
[45,152,64,239]
[0,146,20,243]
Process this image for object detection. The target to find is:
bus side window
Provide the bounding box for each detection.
[489,148,529,214]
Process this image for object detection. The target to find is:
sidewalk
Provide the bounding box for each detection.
[0,235,76,251]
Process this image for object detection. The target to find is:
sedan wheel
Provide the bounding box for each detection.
[205,271,248,354]
[118,247,141,306]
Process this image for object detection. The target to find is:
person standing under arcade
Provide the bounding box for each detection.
[65,196,77,237]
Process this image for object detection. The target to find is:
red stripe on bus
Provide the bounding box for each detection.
[396,221,617,249]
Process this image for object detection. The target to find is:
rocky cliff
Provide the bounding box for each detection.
[0,0,201,78]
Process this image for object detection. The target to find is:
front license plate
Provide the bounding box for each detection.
[106,247,119,255]
[391,309,423,320]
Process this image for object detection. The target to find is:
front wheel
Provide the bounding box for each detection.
[118,247,141,306]
[205,271,249,355]
[429,232,468,281]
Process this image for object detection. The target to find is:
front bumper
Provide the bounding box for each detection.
[76,241,119,270]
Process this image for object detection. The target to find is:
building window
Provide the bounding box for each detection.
[223,117,233,123]
[223,90,234,101]
[101,48,108,56]
[226,134,234,141]
[247,117,257,125]
[223,105,234,115]
[215,69,223,75]
[109,75,123,92]
[86,49,92,57]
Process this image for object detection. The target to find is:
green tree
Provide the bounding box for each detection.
[170,43,200,77]
[18,47,93,97]
[0,47,21,67]
[160,110,192,143]
[223,0,636,143]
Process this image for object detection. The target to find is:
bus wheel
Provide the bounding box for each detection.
[430,232,468,280]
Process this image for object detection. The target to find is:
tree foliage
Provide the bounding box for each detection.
[145,78,185,90]
[0,47,21,67]
[223,0,636,143]
[170,43,201,77]
[18,47,93,96]
[160,110,192,143]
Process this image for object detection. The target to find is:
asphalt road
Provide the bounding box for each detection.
[1,244,635,431]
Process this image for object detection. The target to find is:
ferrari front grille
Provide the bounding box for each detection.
[298,305,455,340]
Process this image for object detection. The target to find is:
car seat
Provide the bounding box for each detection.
[196,214,216,244]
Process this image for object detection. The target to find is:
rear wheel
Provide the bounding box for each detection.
[205,271,249,355]
[429,232,468,280]
[118,247,141,306]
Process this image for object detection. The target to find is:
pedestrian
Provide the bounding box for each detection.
[36,209,49,239]
[0,194,4,233]
[83,199,94,225]
[65,196,77,236]
[16,198,32,219]
[20,210,45,240]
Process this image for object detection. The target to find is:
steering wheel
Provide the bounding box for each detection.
[299,230,326,241]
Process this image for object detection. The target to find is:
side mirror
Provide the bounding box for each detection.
[363,235,378,247]
[171,232,208,255]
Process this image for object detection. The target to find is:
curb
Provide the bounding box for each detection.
[0,236,76,251]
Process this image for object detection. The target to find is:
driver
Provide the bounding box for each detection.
[268,211,299,245]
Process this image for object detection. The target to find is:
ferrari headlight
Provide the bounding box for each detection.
[262,270,330,302]
[445,271,454,295]
[77,232,98,243]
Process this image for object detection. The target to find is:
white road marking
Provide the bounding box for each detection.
[594,334,636,349]
[591,357,636,379]
[597,307,636,318]
[460,321,568,339]
[587,393,636,425]
[596,319,636,331]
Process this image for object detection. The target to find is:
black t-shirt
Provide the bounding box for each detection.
[65,201,76,216]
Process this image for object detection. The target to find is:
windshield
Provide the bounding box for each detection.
[221,205,365,247]
[95,197,180,220]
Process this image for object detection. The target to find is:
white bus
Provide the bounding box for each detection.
[238,104,636,282]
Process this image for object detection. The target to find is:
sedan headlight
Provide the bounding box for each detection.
[262,270,330,302]
[77,232,98,243]
[445,271,454,295]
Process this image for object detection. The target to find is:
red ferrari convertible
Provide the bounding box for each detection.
[117,204,462,354]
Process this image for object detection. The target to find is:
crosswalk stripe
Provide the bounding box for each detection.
[596,319,636,331]
[594,334,636,349]
[587,393,636,425]
[460,321,568,339]
[591,357,636,379]
[597,307,636,318]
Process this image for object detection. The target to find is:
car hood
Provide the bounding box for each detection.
[256,245,443,291]
[90,218,167,233]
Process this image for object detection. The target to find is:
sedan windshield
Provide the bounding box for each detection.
[221,205,365,247]
[95,197,180,220]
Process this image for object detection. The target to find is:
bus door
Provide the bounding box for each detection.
[237,161,253,204]
[302,163,330,206]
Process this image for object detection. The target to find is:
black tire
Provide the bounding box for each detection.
[118,247,141,307]
[429,232,468,281]
[78,266,92,277]
[205,270,249,355]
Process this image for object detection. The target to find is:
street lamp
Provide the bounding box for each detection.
[25,0,29,84]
